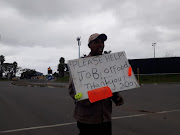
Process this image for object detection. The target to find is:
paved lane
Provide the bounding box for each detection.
[0,81,76,135]
[0,81,180,135]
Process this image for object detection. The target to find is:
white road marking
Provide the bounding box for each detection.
[0,122,76,133]
[1,109,180,133]
[112,109,180,120]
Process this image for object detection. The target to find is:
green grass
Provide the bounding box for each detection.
[136,74,180,84]
[55,76,69,83]
[55,74,180,84]
[0,78,9,81]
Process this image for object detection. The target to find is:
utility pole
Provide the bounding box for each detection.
[152,43,157,58]
[76,37,81,58]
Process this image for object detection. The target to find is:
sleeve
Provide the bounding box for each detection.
[111,92,124,106]
[68,74,92,105]
[68,74,76,101]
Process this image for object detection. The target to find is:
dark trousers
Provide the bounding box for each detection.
[77,121,112,135]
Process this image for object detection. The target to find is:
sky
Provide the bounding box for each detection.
[0,0,180,75]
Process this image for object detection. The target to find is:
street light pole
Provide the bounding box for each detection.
[152,43,157,58]
[76,36,81,58]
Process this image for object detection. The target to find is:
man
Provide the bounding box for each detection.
[68,33,124,135]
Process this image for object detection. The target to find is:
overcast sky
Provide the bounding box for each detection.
[0,0,180,75]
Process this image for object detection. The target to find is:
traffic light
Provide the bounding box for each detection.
[48,67,52,74]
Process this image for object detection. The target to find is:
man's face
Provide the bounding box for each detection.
[89,38,105,56]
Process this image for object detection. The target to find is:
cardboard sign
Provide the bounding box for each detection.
[87,86,113,103]
[68,51,140,101]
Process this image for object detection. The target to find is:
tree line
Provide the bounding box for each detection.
[0,55,37,80]
[0,55,69,80]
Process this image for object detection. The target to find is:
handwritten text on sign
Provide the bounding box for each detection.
[68,51,139,101]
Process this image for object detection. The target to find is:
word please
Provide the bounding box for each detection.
[69,52,125,69]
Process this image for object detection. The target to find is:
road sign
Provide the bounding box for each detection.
[47,75,52,80]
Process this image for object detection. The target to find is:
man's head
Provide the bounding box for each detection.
[88,33,107,56]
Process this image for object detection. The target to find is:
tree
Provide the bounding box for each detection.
[0,55,5,79]
[0,55,5,65]
[53,72,59,77]
[164,51,175,57]
[12,61,18,77]
[0,56,19,79]
[3,63,14,79]
[20,68,36,79]
[57,57,67,78]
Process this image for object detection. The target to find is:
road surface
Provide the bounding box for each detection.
[0,81,180,135]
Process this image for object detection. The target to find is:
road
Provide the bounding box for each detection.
[0,81,180,135]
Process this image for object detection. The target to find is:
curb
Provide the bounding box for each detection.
[11,81,68,88]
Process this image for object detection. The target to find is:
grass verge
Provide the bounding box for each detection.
[56,74,180,84]
[55,76,69,83]
[137,74,180,84]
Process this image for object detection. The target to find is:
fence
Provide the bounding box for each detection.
[129,57,180,75]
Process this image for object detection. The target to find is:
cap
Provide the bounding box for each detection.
[88,33,107,47]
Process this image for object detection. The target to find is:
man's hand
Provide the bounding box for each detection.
[115,96,124,106]
[111,92,124,106]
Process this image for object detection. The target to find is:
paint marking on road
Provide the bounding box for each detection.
[112,113,147,120]
[112,109,180,120]
[1,109,180,133]
[0,122,76,133]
